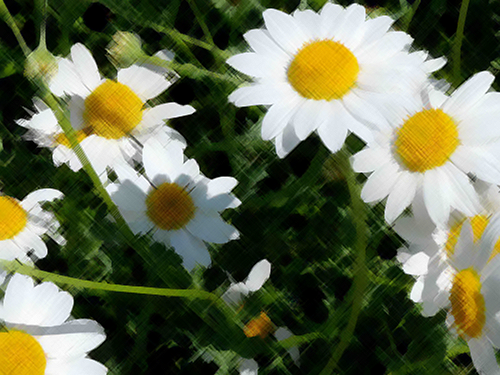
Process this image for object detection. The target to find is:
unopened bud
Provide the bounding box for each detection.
[107,31,146,68]
[24,46,58,86]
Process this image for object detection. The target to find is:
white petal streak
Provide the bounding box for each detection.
[292,100,324,140]
[227,53,286,78]
[243,29,289,61]
[275,124,302,158]
[334,4,366,50]
[229,83,285,107]
[351,147,390,173]
[117,65,170,101]
[442,163,481,216]
[70,43,101,92]
[385,172,417,223]
[170,229,211,270]
[263,9,309,53]
[142,103,195,127]
[21,188,63,212]
[443,71,495,116]
[319,3,344,39]
[360,16,394,46]
[360,162,400,203]
[293,9,321,38]
[261,96,303,140]
[245,259,271,292]
[468,337,500,375]
[451,146,500,185]
[423,168,451,226]
[143,138,184,181]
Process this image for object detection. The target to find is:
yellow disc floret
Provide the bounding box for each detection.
[54,129,89,148]
[146,182,196,231]
[0,330,46,375]
[243,311,274,339]
[445,215,489,257]
[0,196,28,240]
[83,80,143,139]
[449,268,486,339]
[287,40,359,101]
[394,109,459,172]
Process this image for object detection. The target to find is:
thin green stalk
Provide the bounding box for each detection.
[279,332,325,349]
[187,0,214,45]
[0,0,31,57]
[320,149,368,375]
[138,55,241,86]
[42,92,137,245]
[0,260,218,302]
[147,22,231,61]
[453,0,471,85]
[400,0,421,32]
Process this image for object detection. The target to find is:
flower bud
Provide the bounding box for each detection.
[24,46,58,86]
[107,31,146,68]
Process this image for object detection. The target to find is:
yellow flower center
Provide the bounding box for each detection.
[449,268,486,339]
[54,129,89,148]
[394,109,459,173]
[0,330,46,375]
[0,196,28,240]
[145,183,196,231]
[83,80,143,139]
[243,312,274,339]
[287,40,359,101]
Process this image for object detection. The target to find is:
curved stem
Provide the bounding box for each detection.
[320,149,368,375]
[0,0,31,57]
[453,0,471,85]
[0,260,217,301]
[139,55,241,86]
[187,0,214,45]
[400,0,421,32]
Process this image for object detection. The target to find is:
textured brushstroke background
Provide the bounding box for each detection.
[0,0,499,373]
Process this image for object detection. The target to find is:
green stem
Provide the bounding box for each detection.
[453,0,471,85]
[279,332,325,349]
[147,22,231,61]
[187,0,214,45]
[139,55,241,86]
[0,260,218,302]
[42,93,137,245]
[319,149,368,375]
[35,0,47,48]
[400,0,421,32]
[0,0,31,57]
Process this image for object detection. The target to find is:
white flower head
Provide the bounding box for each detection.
[18,43,193,181]
[352,72,500,226]
[0,189,64,264]
[222,259,272,305]
[107,138,241,271]
[227,3,445,157]
[406,214,500,375]
[0,274,107,374]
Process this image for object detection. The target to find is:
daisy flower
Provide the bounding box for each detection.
[401,214,500,374]
[0,273,107,374]
[352,72,500,226]
[227,2,445,157]
[396,181,500,316]
[0,189,64,264]
[222,260,300,373]
[18,43,193,179]
[107,138,241,270]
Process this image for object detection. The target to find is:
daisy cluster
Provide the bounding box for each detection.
[2,0,500,374]
[226,1,500,373]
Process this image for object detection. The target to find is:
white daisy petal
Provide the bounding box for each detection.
[442,163,481,216]
[186,213,239,244]
[275,123,302,158]
[206,177,238,197]
[409,277,424,302]
[334,4,366,50]
[45,357,108,375]
[243,29,289,62]
[170,229,211,270]
[227,53,286,78]
[401,252,430,276]
[351,147,391,173]
[229,83,288,107]
[443,71,495,116]
[468,337,500,375]
[292,100,324,141]
[143,138,184,181]
[70,43,101,92]
[316,102,348,153]
[293,9,321,39]
[360,161,400,203]
[239,359,259,375]
[141,103,195,127]
[319,3,344,39]
[261,95,303,141]
[423,168,451,226]
[360,16,394,46]
[245,259,271,292]
[21,188,63,212]
[117,64,171,101]
[263,9,308,54]
[385,171,417,223]
[50,59,90,97]
[451,145,500,185]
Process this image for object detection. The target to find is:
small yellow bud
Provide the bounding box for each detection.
[107,31,146,68]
